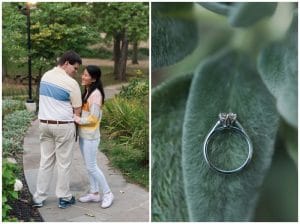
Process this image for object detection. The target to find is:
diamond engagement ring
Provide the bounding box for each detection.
[203,113,253,174]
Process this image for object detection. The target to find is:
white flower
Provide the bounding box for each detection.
[14,179,23,192]
[6,157,17,164]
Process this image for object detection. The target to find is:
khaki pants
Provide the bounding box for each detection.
[34,122,75,203]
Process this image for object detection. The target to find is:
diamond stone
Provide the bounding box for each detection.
[219,113,237,127]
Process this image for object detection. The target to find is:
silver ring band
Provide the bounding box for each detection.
[203,113,253,174]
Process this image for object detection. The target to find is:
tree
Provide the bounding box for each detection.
[3,2,98,90]
[2,3,27,80]
[91,3,148,81]
[3,2,99,103]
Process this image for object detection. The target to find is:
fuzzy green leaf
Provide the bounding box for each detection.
[152,74,193,221]
[229,3,277,27]
[152,3,198,70]
[279,121,297,166]
[152,3,194,15]
[182,49,279,221]
[198,3,230,16]
[254,142,298,221]
[258,14,297,128]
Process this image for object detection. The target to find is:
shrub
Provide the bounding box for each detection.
[2,110,35,157]
[2,99,26,117]
[2,159,21,221]
[103,96,148,164]
[2,105,35,221]
[119,79,149,101]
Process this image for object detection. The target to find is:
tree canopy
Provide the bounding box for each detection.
[3,2,98,75]
[3,2,149,81]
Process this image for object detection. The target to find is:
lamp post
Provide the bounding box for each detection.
[26,2,34,103]
[18,2,37,112]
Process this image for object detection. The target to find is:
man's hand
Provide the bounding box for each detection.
[73,107,81,116]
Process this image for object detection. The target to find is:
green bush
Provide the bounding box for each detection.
[101,78,149,187]
[119,79,149,101]
[2,159,21,221]
[103,96,148,164]
[2,104,35,221]
[2,99,26,117]
[2,110,35,157]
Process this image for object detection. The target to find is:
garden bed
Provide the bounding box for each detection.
[7,152,43,222]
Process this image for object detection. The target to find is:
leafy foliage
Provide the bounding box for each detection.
[2,110,35,157]
[102,79,149,187]
[2,99,26,117]
[103,97,148,153]
[30,3,98,62]
[152,2,297,222]
[119,79,148,101]
[2,3,27,71]
[2,160,20,221]
[2,98,36,221]
[91,3,148,43]
[90,2,149,80]
[3,2,98,79]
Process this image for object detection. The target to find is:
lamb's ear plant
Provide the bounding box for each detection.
[152,74,193,221]
[152,2,297,222]
[152,3,198,70]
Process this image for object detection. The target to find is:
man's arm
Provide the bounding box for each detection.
[73,107,81,116]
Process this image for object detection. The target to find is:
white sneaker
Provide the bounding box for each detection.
[101,192,114,208]
[79,193,101,203]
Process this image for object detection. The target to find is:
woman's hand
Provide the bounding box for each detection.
[73,114,81,124]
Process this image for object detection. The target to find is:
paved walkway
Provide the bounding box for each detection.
[22,84,149,222]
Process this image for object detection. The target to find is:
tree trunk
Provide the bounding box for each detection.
[113,34,121,79]
[118,30,129,81]
[131,40,139,64]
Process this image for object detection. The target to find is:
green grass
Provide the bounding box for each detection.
[100,130,149,189]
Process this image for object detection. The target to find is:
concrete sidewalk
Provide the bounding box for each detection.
[22,84,149,222]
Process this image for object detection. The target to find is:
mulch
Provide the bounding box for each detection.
[6,152,43,222]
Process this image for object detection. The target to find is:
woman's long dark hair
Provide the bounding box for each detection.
[82,65,105,105]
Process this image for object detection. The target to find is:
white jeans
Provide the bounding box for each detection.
[79,137,111,194]
[34,122,75,203]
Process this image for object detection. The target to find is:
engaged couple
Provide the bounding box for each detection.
[32,50,114,209]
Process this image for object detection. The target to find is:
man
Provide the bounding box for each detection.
[33,50,82,209]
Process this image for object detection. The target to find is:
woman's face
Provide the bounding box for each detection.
[81,69,95,86]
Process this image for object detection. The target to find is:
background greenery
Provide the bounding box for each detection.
[101,79,149,188]
[2,100,35,221]
[3,2,149,90]
[152,2,297,222]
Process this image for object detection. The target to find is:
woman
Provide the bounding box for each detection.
[74,65,114,208]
